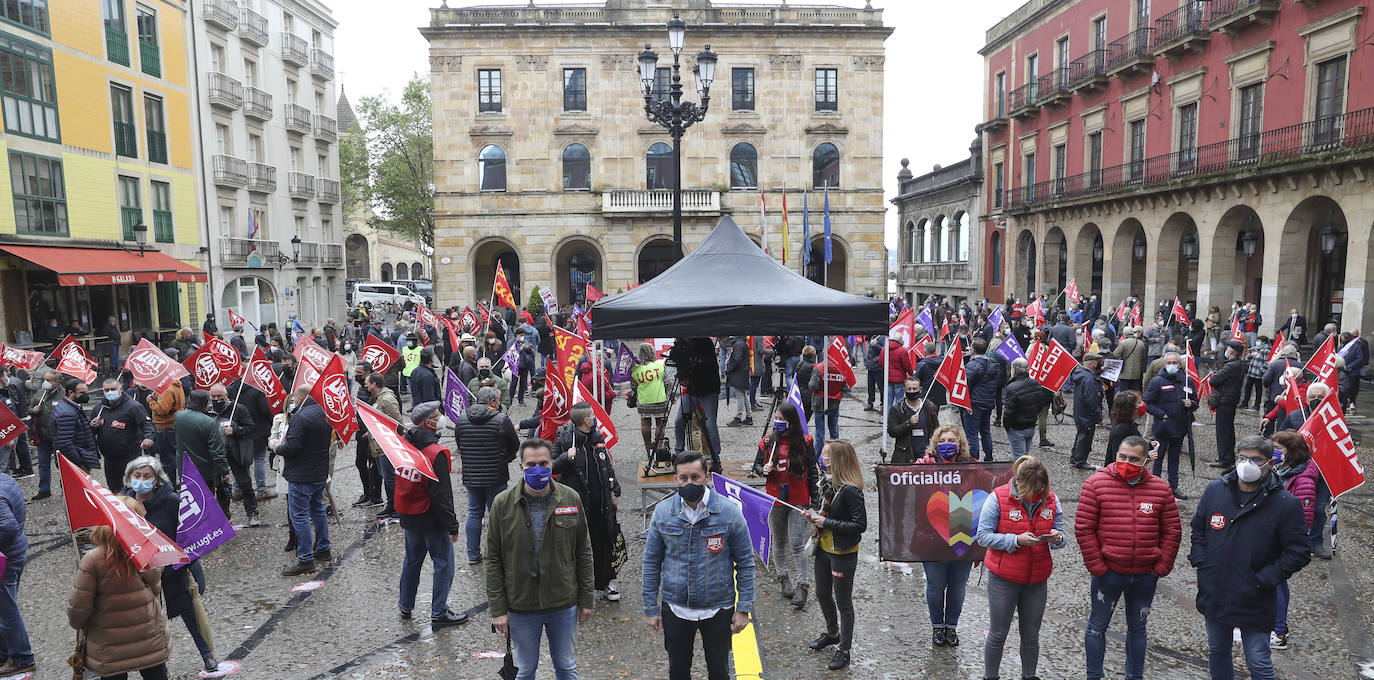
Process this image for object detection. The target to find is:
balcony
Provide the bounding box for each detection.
[1008,82,1039,119]
[218,237,281,267]
[1004,106,1374,213]
[203,0,238,30]
[139,38,160,77]
[280,33,309,67]
[297,240,320,264]
[317,178,340,204]
[1153,2,1210,57]
[1209,0,1280,35]
[213,155,248,188]
[430,4,883,27]
[284,103,311,134]
[321,243,344,268]
[311,48,334,81]
[238,8,268,46]
[314,114,337,143]
[1105,28,1154,75]
[105,25,129,66]
[601,189,720,214]
[243,86,272,120]
[1036,68,1070,107]
[287,172,315,199]
[1066,49,1109,92]
[247,162,276,193]
[207,72,242,110]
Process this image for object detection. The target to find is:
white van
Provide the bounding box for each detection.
[351,281,426,311]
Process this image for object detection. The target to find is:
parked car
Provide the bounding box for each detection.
[391,279,433,306]
[351,281,426,311]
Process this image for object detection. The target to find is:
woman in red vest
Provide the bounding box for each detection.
[751,402,818,610]
[974,455,1065,680]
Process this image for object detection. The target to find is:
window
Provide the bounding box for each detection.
[289,146,299,171]
[1026,54,1039,99]
[1024,152,1036,190]
[905,222,916,263]
[102,0,128,66]
[314,90,323,111]
[652,67,670,104]
[247,133,262,163]
[1053,143,1067,194]
[478,69,501,113]
[812,142,839,188]
[151,179,172,242]
[1056,36,1070,75]
[1128,119,1146,180]
[994,72,1006,117]
[1238,83,1262,160]
[311,29,320,48]
[321,218,330,235]
[0,34,59,141]
[1177,102,1197,171]
[8,151,65,234]
[285,78,296,104]
[118,175,141,240]
[1136,0,1150,27]
[243,59,256,87]
[294,215,304,235]
[562,68,586,112]
[1088,131,1103,187]
[281,12,293,33]
[135,6,159,77]
[731,68,754,111]
[561,143,590,191]
[144,94,166,163]
[1093,17,1107,50]
[729,143,758,189]
[1314,56,1347,146]
[920,219,931,262]
[478,144,506,192]
[317,154,326,175]
[814,68,837,111]
[111,84,137,158]
[218,205,232,235]
[993,161,1004,209]
[210,43,223,72]
[0,0,49,35]
[990,231,1003,286]
[214,124,228,154]
[645,142,673,190]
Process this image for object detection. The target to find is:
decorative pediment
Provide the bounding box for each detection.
[553,123,599,137]
[722,122,767,136]
[468,124,513,138]
[805,122,849,136]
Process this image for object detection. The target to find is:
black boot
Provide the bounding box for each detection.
[945,627,960,646]
[792,583,808,611]
[809,632,839,651]
[828,649,850,670]
[933,626,947,646]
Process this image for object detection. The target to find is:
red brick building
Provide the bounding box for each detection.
[978,0,1373,333]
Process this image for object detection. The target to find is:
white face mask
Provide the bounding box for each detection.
[1236,458,1265,484]
[1164,364,1179,375]
[41,380,52,390]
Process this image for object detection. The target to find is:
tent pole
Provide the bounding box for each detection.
[881,334,890,463]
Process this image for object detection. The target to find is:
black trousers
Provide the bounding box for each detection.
[815,550,858,650]
[355,440,381,501]
[1214,404,1237,466]
[1118,378,1143,394]
[103,454,130,492]
[227,454,258,519]
[1071,423,1094,466]
[586,504,616,591]
[1152,436,1183,488]
[1240,376,1264,409]
[662,605,734,680]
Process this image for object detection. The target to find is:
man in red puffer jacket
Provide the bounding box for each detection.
[1075,435,1181,680]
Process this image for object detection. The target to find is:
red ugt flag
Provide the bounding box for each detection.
[183,334,243,390]
[292,340,335,393]
[1171,298,1190,326]
[1305,334,1340,391]
[361,334,402,375]
[0,343,44,371]
[539,368,570,441]
[1028,339,1079,393]
[52,335,98,384]
[61,456,188,570]
[245,347,288,415]
[309,353,358,445]
[1064,278,1080,304]
[226,308,249,331]
[356,401,437,481]
[0,400,26,449]
[1299,390,1366,498]
[124,339,190,394]
[889,308,916,347]
[934,336,971,411]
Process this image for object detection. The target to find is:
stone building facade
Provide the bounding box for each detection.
[891,144,984,308]
[421,0,891,310]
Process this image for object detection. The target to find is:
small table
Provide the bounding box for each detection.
[8,342,50,351]
[636,464,766,535]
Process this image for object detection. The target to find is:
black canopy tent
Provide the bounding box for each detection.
[588,216,887,340]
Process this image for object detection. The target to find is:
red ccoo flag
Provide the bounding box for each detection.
[1298,389,1366,498]
[827,337,857,388]
[939,318,951,342]
[572,379,619,451]
[1267,331,1285,364]
[889,308,916,347]
[1230,312,1245,343]
[356,401,437,481]
[493,261,518,309]
[1064,278,1080,304]
[245,347,288,415]
[360,334,403,375]
[1028,339,1080,393]
[61,456,187,570]
[1278,372,1306,416]
[1305,334,1340,391]
[1171,298,1190,326]
[934,336,972,411]
[124,339,190,394]
[309,353,358,445]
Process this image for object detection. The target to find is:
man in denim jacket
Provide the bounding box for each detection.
[642,451,756,680]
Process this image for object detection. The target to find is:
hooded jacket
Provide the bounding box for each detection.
[67,547,170,676]
[452,404,519,488]
[397,426,459,535]
[885,339,915,384]
[1070,365,1104,428]
[1075,462,1182,577]
[92,393,154,462]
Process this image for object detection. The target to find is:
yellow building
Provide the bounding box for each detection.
[0,0,205,361]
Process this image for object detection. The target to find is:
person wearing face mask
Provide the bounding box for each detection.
[1189,435,1310,680]
[1268,431,1318,649]
[26,368,63,500]
[174,389,232,509]
[50,377,100,473]
[469,357,512,411]
[364,373,404,520]
[802,440,867,671]
[206,383,260,525]
[642,451,755,680]
[454,386,521,565]
[90,378,155,491]
[1208,340,1247,469]
[487,438,594,679]
[1069,353,1105,471]
[410,347,441,405]
[750,403,818,609]
[1002,359,1054,460]
[480,331,505,363]
[975,455,1066,680]
[1144,317,1168,368]
[914,425,976,647]
[1260,369,1313,433]
[1076,435,1181,680]
[1143,352,1197,499]
[351,361,383,509]
[400,333,422,396]
[553,402,623,602]
[889,376,939,464]
[1104,390,1152,466]
[275,384,334,576]
[394,403,469,626]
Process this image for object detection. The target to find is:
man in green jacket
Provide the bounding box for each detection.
[487,438,594,679]
[174,389,231,505]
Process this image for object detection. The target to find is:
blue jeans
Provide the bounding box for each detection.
[1007,427,1035,459]
[35,440,52,495]
[1205,617,1274,680]
[378,456,396,511]
[0,563,34,666]
[399,529,454,618]
[886,383,905,412]
[866,369,883,406]
[509,603,579,680]
[963,407,994,461]
[287,481,330,564]
[812,407,839,456]
[1085,570,1158,680]
[464,483,506,562]
[922,561,973,628]
[253,444,268,493]
[1274,581,1290,636]
[673,392,721,466]
[153,428,177,486]
[785,356,800,383]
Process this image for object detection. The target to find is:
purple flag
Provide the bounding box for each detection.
[613,341,638,383]
[711,473,774,561]
[444,366,471,422]
[497,344,520,376]
[786,377,809,436]
[889,300,897,317]
[987,307,1004,333]
[1338,338,1358,357]
[174,452,237,569]
[994,337,1028,365]
[915,307,937,339]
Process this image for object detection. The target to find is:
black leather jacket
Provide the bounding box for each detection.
[820,482,866,553]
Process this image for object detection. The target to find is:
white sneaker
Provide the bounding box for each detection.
[604,582,620,601]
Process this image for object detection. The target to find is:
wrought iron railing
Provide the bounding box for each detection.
[1105,27,1153,72]
[1153,1,1209,50]
[1008,82,1038,113]
[1066,49,1107,89]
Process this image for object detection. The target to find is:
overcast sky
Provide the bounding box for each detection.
[329,0,1028,250]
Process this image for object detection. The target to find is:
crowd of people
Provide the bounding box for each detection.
[0,290,1357,680]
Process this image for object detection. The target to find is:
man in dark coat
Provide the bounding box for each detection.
[396,402,468,626]
[962,338,1002,461]
[912,347,948,411]
[409,348,441,405]
[1143,353,1198,498]
[276,387,334,576]
[724,336,753,427]
[207,383,260,525]
[452,386,520,565]
[1188,435,1309,680]
[175,389,232,506]
[1070,353,1105,470]
[226,376,274,500]
[1276,309,1307,347]
[1002,358,1053,459]
[887,375,938,464]
[50,377,100,472]
[90,378,154,490]
[553,402,622,601]
[1208,340,1247,470]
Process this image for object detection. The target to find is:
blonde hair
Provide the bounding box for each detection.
[923,424,972,462]
[1011,456,1050,499]
[823,440,864,489]
[90,495,147,582]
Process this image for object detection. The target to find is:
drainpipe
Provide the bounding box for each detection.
[187,0,217,322]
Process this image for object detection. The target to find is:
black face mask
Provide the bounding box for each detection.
[212,399,227,411]
[905,391,920,400]
[479,369,491,378]
[355,375,366,385]
[73,393,90,404]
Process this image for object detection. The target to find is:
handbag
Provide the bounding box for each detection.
[626,387,637,409]
[609,523,629,577]
[68,629,87,680]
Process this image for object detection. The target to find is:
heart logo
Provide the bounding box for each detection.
[925,490,989,556]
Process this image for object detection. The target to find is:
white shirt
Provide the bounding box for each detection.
[668,487,723,622]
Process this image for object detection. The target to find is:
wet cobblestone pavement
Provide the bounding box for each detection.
[11,364,1374,679]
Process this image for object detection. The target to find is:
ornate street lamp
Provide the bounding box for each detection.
[639,13,716,261]
[1092,236,1103,263]
[1320,223,1339,255]
[1238,229,1257,258]
[1181,231,1197,260]
[1133,232,1146,260]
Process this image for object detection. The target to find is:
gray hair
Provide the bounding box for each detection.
[1236,435,1274,460]
[1163,343,1180,354]
[1306,382,1330,400]
[1011,358,1029,377]
[123,455,170,487]
[476,385,501,406]
[637,342,657,363]
[1163,351,1181,362]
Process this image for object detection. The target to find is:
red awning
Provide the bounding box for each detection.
[0,245,206,286]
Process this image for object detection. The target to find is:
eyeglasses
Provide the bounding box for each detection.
[1239,455,1269,465]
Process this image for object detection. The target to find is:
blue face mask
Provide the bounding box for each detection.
[104,390,120,402]
[772,421,788,434]
[1272,448,1285,466]
[936,442,959,460]
[679,482,706,503]
[523,465,552,491]
[129,478,155,495]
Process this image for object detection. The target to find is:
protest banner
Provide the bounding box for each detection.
[173,452,237,567]
[712,473,775,562]
[877,462,1015,562]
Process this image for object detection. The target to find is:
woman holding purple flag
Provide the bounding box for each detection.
[751,403,818,611]
[122,456,221,674]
